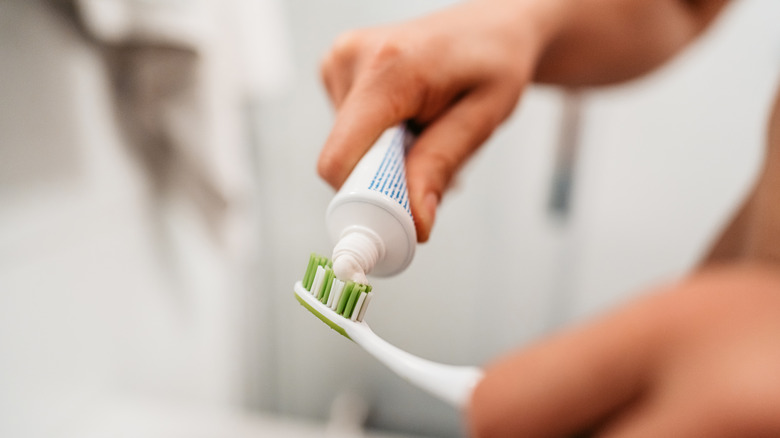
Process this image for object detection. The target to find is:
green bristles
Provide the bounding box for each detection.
[343,283,363,318]
[303,253,332,291]
[318,268,334,301]
[336,281,354,315]
[302,253,316,290]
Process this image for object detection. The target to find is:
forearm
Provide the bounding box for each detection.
[528,0,730,86]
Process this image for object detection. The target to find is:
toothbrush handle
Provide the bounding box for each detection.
[349,324,483,409]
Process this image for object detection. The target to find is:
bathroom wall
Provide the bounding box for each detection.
[0,1,263,436]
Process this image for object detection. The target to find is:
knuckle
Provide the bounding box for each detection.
[363,35,412,78]
[419,148,459,190]
[331,29,363,57]
[370,37,404,65]
[322,30,364,76]
[456,110,496,144]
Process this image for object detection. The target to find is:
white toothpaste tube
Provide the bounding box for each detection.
[326,125,417,284]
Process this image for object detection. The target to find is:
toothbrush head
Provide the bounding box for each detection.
[294,253,374,340]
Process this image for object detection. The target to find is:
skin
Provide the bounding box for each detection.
[470,263,780,437]
[318,0,780,436]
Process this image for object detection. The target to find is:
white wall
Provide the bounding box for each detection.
[0,1,250,436]
[253,0,780,437]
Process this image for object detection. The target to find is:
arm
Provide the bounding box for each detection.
[317,0,729,242]
[468,262,780,437]
[535,0,729,85]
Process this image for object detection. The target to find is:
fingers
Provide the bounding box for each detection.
[406,85,515,242]
[317,36,429,189]
[319,30,390,188]
[317,78,418,189]
[468,293,667,437]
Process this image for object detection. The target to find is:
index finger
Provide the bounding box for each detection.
[317,73,421,189]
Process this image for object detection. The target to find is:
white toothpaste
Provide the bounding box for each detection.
[326,125,417,283]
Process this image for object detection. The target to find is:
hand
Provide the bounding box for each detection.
[468,263,780,437]
[317,0,562,242]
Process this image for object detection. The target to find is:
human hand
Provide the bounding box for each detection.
[317,0,563,242]
[468,263,780,437]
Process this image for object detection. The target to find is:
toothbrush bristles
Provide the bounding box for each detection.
[351,292,367,321]
[301,254,373,323]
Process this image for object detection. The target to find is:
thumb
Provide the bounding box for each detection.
[406,87,508,242]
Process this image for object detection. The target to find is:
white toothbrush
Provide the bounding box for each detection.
[294,255,483,409]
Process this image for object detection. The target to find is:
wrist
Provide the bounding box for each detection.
[474,0,569,61]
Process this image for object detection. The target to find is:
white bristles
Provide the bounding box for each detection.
[328,279,344,308]
[351,292,367,321]
[310,266,325,297]
[329,282,344,310]
[356,293,372,322]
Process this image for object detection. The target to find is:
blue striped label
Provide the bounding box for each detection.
[367,129,411,217]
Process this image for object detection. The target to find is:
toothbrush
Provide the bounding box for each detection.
[294,254,483,409]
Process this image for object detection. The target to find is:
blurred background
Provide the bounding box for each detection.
[1,0,779,437]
